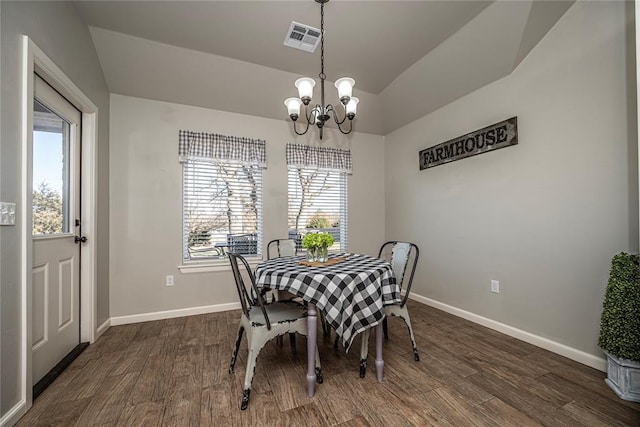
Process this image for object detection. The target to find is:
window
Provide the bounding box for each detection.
[180,131,266,262]
[286,144,351,251]
[32,99,74,235]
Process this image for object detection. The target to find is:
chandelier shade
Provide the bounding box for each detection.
[295,78,316,103]
[345,97,359,118]
[284,97,303,118]
[334,78,355,103]
[284,0,358,139]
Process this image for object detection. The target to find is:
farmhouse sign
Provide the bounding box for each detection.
[419,117,518,170]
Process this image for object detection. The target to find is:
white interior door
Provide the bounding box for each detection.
[31,74,82,385]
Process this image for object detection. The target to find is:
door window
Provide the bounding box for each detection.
[32,99,72,235]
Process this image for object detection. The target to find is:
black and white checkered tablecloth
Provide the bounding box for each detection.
[254,253,400,352]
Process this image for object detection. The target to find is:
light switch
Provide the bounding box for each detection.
[0,202,16,226]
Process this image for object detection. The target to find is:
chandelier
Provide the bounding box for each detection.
[284,0,359,140]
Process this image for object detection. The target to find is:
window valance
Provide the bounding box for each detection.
[286,143,352,174]
[178,130,267,168]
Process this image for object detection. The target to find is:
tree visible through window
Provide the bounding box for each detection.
[33,182,63,234]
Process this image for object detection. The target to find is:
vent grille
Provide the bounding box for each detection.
[284,21,322,53]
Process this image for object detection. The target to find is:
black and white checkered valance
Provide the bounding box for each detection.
[286,144,352,174]
[178,130,267,168]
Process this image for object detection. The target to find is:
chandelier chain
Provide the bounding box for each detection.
[319,1,325,80]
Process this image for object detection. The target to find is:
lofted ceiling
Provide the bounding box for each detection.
[74,0,574,135]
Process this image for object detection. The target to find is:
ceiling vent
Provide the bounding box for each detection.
[283,21,322,53]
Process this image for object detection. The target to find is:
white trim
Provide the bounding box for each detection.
[178,258,262,274]
[21,33,36,417]
[178,262,232,274]
[79,110,98,344]
[0,400,26,427]
[20,36,100,420]
[408,292,607,372]
[110,302,242,326]
[96,318,111,340]
[636,0,640,244]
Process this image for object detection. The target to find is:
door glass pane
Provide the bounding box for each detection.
[32,99,71,235]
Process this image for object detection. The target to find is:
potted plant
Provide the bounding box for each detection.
[302,232,334,263]
[598,252,640,402]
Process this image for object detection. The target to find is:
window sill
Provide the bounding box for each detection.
[178,257,263,274]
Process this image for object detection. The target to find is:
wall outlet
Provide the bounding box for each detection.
[491,279,499,293]
[166,275,174,287]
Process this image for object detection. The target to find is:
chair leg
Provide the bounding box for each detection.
[241,337,263,410]
[314,345,323,384]
[321,313,330,337]
[289,333,297,354]
[401,312,419,361]
[382,317,389,340]
[229,325,244,374]
[334,334,339,350]
[241,389,251,411]
[359,329,370,378]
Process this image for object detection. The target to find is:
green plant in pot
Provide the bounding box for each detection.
[598,252,640,402]
[302,232,334,263]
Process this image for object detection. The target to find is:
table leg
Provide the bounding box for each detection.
[375,322,384,382]
[307,303,317,397]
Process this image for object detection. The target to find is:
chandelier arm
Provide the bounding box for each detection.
[293,117,311,136]
[335,118,353,135]
[326,104,348,126]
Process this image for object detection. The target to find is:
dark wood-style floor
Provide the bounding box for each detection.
[17,301,640,426]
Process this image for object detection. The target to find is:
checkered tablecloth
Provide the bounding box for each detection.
[255,253,400,352]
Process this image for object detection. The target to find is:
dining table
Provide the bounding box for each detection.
[254,252,400,397]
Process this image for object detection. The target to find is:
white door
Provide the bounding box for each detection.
[31,74,82,385]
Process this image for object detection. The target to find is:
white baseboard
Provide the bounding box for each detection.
[409,292,607,372]
[110,302,242,326]
[0,399,26,427]
[95,318,111,340]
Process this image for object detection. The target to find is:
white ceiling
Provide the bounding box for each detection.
[74,0,574,135]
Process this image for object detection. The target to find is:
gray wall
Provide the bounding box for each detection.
[0,1,109,417]
[384,1,638,360]
[109,94,386,318]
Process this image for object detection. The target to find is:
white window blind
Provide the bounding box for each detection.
[180,131,265,261]
[286,144,350,252]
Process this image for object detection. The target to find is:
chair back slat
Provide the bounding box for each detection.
[228,252,271,328]
[391,242,411,286]
[267,239,297,260]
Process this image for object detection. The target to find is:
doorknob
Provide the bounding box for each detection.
[74,235,87,244]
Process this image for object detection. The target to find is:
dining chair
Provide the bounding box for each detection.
[227,252,322,410]
[265,238,299,349]
[358,241,420,377]
[265,238,298,302]
[269,239,333,340]
[266,238,297,259]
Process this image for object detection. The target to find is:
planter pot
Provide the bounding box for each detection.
[306,247,317,262]
[604,351,640,403]
[305,246,328,263]
[317,246,328,263]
